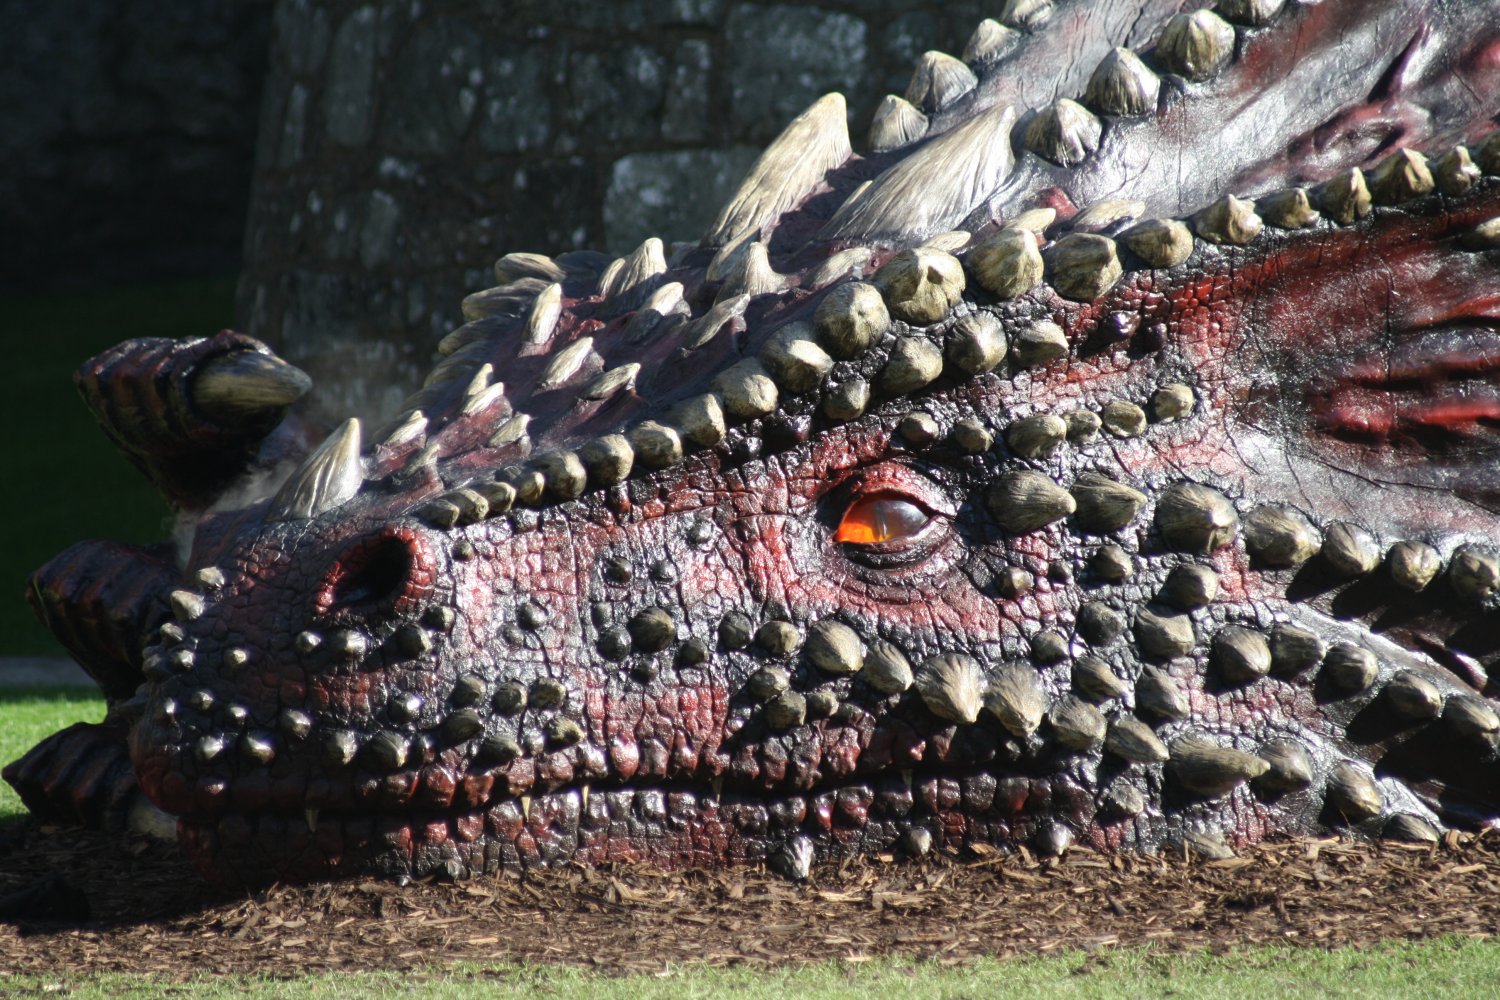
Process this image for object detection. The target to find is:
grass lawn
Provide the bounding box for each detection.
[4,938,1500,998]
[5,276,236,657]
[0,686,105,820]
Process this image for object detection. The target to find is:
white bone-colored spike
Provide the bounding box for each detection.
[641,280,685,318]
[268,418,364,522]
[685,293,751,350]
[488,413,531,448]
[706,227,757,283]
[461,363,493,400]
[381,410,427,448]
[807,246,874,288]
[716,241,784,302]
[525,282,562,343]
[595,258,624,297]
[460,381,507,417]
[702,93,851,247]
[905,51,977,113]
[823,102,1016,242]
[537,337,596,390]
[1000,0,1052,30]
[962,18,1018,66]
[867,95,928,153]
[602,238,666,299]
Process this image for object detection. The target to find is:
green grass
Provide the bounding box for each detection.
[0,686,106,818]
[3,938,1499,998]
[5,276,237,656]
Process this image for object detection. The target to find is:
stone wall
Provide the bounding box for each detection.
[238,0,990,425]
[0,0,271,292]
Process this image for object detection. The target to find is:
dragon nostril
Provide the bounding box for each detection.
[319,527,436,618]
[330,537,411,609]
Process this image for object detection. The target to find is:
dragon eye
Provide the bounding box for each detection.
[835,492,933,545]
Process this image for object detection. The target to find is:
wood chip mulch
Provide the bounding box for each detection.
[1,819,1498,978]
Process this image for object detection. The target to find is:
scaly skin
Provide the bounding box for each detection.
[9,0,1500,885]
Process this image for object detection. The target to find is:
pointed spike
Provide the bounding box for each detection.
[192,350,313,424]
[1211,627,1272,685]
[537,337,595,390]
[460,277,549,322]
[1312,168,1372,225]
[703,93,851,246]
[1156,10,1236,82]
[525,282,563,344]
[825,102,1016,242]
[609,238,667,299]
[1256,188,1320,229]
[269,418,363,522]
[984,663,1047,736]
[581,363,641,402]
[808,247,874,289]
[461,362,494,400]
[495,251,566,285]
[1155,482,1239,553]
[706,226,757,283]
[1168,736,1269,797]
[967,228,1043,299]
[962,19,1018,67]
[1045,233,1122,301]
[861,641,913,694]
[1136,666,1190,719]
[1134,608,1196,659]
[1049,696,1106,751]
[988,471,1076,534]
[1193,194,1262,245]
[1217,0,1286,26]
[1434,146,1480,196]
[1367,148,1434,204]
[873,248,965,324]
[717,242,784,302]
[1084,47,1160,117]
[867,95,928,154]
[1326,762,1384,821]
[487,412,531,450]
[381,409,428,448]
[915,654,984,724]
[1106,716,1169,764]
[1024,98,1101,167]
[1071,472,1146,533]
[905,51,977,113]
[999,0,1052,31]
[1119,217,1193,268]
[577,434,635,487]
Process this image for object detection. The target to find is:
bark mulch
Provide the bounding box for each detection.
[1,820,1497,978]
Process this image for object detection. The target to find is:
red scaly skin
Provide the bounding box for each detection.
[10,0,1500,886]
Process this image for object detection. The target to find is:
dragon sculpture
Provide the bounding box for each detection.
[9,0,1500,887]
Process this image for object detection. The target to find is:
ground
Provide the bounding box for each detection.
[2,820,1497,979]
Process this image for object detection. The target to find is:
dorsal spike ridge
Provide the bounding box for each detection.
[702,93,852,247]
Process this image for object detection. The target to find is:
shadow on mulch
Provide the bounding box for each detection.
[1,816,1497,978]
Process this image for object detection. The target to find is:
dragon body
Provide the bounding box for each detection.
[10,0,1500,885]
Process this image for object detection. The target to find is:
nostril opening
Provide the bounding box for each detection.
[322,534,417,615]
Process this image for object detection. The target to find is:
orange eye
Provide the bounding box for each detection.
[835,493,932,545]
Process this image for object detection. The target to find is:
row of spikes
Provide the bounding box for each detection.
[378,140,1500,534]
